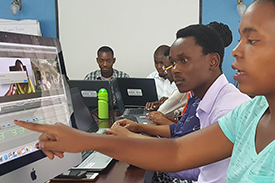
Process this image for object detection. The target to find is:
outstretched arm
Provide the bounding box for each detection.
[14,120,233,172]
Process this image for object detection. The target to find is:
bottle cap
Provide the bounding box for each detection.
[98,88,108,97]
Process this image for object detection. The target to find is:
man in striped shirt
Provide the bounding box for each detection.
[84,46,130,80]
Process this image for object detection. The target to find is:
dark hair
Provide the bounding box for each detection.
[15,59,23,66]
[207,21,232,48]
[97,46,114,57]
[176,23,232,71]
[164,47,170,56]
[154,45,169,56]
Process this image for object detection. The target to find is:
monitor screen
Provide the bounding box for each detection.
[0,32,81,183]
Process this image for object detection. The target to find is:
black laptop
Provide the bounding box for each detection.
[69,87,113,171]
[114,78,158,107]
[111,79,154,125]
[68,80,113,111]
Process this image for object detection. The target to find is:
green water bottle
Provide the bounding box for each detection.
[98,88,109,119]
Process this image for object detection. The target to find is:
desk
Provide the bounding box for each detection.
[49,113,146,182]
[95,160,145,183]
[50,160,145,183]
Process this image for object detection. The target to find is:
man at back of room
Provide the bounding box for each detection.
[147,45,177,100]
[84,46,129,80]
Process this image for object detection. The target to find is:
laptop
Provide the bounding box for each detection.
[67,80,113,111]
[114,78,158,107]
[69,87,113,171]
[111,78,154,125]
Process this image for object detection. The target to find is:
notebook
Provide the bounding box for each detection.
[111,78,154,125]
[67,80,113,111]
[114,78,158,107]
[69,87,113,171]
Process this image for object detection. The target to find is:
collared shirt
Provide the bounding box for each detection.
[158,89,188,118]
[167,95,201,180]
[84,69,130,80]
[196,74,251,183]
[170,95,200,139]
[147,71,177,100]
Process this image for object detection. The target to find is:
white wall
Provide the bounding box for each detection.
[58,0,199,79]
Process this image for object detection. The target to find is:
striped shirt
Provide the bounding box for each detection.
[84,69,130,80]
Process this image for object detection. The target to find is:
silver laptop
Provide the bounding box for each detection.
[69,87,113,171]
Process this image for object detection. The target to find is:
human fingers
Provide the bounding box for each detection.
[105,125,123,136]
[124,121,140,132]
[38,130,57,142]
[36,140,65,159]
[105,125,131,137]
[110,121,119,128]
[146,111,157,119]
[105,128,114,135]
[36,139,67,153]
[145,102,153,110]
[111,120,134,131]
[14,120,54,133]
[41,150,64,160]
[113,119,129,127]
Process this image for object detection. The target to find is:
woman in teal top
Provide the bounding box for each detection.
[219,96,274,182]
[14,0,275,182]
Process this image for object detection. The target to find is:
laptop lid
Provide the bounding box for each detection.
[69,87,113,171]
[110,78,125,115]
[115,78,158,107]
[69,87,99,133]
[68,80,113,111]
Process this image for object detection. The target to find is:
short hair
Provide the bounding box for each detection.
[154,45,169,56]
[164,47,170,56]
[15,59,23,66]
[176,22,232,71]
[97,46,114,57]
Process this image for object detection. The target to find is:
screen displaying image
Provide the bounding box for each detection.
[0,35,80,183]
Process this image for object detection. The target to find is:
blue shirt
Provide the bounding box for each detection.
[170,96,200,139]
[167,95,201,180]
[219,96,275,183]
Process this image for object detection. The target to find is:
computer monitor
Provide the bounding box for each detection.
[0,31,81,183]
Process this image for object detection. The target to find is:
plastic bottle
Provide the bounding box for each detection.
[98,88,109,119]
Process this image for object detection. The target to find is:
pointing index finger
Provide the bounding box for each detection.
[14,120,52,133]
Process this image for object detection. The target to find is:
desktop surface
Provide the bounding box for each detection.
[50,161,145,183]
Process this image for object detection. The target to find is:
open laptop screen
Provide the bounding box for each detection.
[0,32,81,182]
[115,78,158,107]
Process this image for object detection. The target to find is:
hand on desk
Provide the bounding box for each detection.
[144,97,168,111]
[105,120,141,138]
[146,111,176,125]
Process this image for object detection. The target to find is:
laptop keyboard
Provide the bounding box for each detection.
[124,108,146,115]
[123,115,138,122]
[77,151,97,168]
